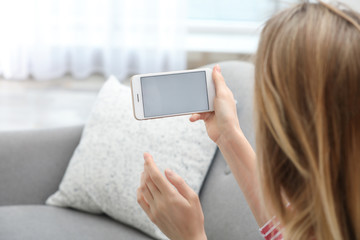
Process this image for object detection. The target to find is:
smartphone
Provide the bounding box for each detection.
[131,68,215,120]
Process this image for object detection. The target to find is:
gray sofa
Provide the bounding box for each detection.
[0,61,262,240]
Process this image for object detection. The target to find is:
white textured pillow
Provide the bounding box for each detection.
[46,76,217,239]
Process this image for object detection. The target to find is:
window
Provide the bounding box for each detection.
[186,0,299,54]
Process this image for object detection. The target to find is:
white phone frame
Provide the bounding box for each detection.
[131,68,215,120]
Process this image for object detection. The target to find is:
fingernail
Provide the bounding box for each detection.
[165,168,174,176]
[143,153,149,164]
[215,64,221,73]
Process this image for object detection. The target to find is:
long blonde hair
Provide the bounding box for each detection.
[254,1,360,239]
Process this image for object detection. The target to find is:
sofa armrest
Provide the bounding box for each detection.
[0,125,83,206]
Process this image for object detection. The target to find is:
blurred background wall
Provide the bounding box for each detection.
[1,0,359,81]
[0,0,359,130]
[0,0,300,81]
[0,0,359,82]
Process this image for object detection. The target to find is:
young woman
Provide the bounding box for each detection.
[137,1,360,239]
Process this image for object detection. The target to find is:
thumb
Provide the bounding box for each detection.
[212,64,227,96]
[165,168,195,201]
[189,112,211,122]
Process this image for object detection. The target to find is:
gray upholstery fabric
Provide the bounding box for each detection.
[0,205,152,240]
[0,61,261,240]
[0,125,83,206]
[200,151,262,240]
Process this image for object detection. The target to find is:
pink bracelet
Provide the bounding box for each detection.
[259,216,283,240]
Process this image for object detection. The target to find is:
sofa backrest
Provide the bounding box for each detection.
[0,125,83,206]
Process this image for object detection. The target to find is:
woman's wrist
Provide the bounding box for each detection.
[215,125,268,227]
[217,127,256,184]
[216,126,245,150]
[190,230,207,240]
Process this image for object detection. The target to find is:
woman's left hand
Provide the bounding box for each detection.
[137,153,207,240]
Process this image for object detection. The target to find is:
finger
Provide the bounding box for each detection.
[141,172,146,186]
[189,113,201,122]
[140,171,152,198]
[189,112,212,122]
[137,189,153,218]
[137,188,150,208]
[212,65,228,97]
[165,168,197,202]
[139,172,151,201]
[140,181,154,204]
[146,177,161,198]
[144,153,171,193]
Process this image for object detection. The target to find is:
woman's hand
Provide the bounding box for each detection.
[190,65,267,226]
[137,153,207,240]
[190,65,241,144]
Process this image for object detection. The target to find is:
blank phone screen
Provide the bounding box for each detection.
[141,71,209,118]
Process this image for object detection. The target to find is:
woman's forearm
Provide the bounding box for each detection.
[217,129,268,226]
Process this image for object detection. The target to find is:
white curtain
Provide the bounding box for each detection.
[0,0,187,81]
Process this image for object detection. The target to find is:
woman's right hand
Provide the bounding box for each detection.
[191,65,265,227]
[190,65,241,144]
